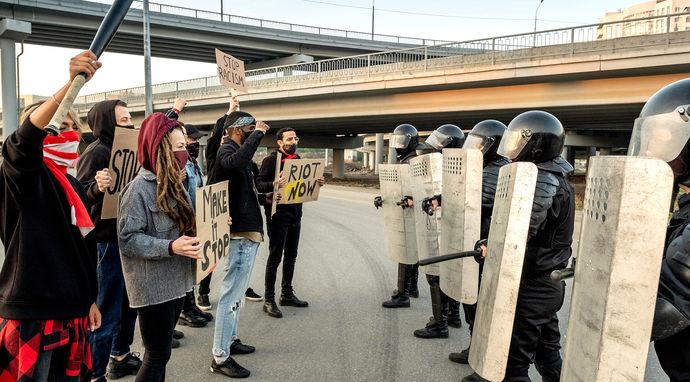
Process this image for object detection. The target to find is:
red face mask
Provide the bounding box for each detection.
[174,150,189,170]
[43,130,80,168]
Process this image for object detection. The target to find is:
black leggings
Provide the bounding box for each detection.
[135,297,184,382]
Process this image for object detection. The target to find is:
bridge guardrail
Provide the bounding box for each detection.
[86,0,451,46]
[74,11,690,110]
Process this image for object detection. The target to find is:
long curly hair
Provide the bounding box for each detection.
[155,131,196,236]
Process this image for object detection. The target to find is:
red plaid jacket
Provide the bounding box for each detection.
[0,317,91,381]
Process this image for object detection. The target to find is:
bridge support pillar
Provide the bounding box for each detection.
[375,133,384,174]
[368,152,375,171]
[332,149,345,179]
[387,146,396,164]
[599,147,612,155]
[363,152,369,168]
[0,19,31,140]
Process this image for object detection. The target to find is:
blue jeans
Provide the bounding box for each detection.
[90,242,138,379]
[212,238,260,363]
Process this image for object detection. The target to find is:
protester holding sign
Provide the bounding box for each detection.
[77,99,143,381]
[211,112,272,379]
[197,96,240,311]
[117,112,199,381]
[0,51,102,381]
[258,128,325,318]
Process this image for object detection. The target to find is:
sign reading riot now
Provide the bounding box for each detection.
[196,181,231,281]
[215,48,247,93]
[102,127,141,219]
[273,157,325,212]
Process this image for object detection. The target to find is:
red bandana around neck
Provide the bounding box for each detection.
[279,147,298,163]
[42,131,94,237]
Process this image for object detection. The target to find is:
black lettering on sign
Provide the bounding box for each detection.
[108,149,141,194]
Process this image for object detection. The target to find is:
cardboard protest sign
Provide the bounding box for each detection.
[196,181,231,281]
[215,48,247,93]
[102,127,141,219]
[272,156,325,215]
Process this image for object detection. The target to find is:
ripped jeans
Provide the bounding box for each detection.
[212,238,260,363]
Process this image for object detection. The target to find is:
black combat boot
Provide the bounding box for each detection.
[383,263,411,308]
[449,344,470,364]
[448,299,462,328]
[263,298,283,318]
[413,275,449,338]
[461,373,489,382]
[409,263,419,298]
[279,289,309,307]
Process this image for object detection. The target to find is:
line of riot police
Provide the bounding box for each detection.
[374,78,690,382]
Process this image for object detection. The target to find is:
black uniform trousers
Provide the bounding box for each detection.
[264,219,301,300]
[655,327,690,382]
[505,275,565,382]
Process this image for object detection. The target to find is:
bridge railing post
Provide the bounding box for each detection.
[423,46,428,72]
[667,15,671,46]
[491,38,496,65]
[570,28,575,56]
[175,81,179,98]
[367,54,371,77]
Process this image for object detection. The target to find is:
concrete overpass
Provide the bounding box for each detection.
[69,13,690,177]
[0,0,446,65]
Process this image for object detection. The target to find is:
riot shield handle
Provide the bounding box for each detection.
[396,196,414,210]
[418,249,482,266]
[550,268,575,282]
[374,196,383,209]
[421,194,442,216]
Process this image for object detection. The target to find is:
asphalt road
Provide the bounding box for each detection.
[0,185,670,381]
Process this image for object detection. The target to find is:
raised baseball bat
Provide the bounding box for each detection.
[418,249,482,266]
[45,0,134,135]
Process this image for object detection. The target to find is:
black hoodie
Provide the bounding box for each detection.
[76,100,121,242]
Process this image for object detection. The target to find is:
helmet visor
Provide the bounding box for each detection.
[628,107,690,162]
[463,133,493,154]
[390,134,411,149]
[497,129,531,160]
[425,130,452,151]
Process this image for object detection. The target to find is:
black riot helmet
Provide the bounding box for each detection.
[463,120,507,160]
[390,123,419,157]
[628,78,690,183]
[497,111,565,163]
[425,124,465,150]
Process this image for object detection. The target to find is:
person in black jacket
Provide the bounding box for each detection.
[257,128,325,318]
[463,111,575,382]
[447,120,508,364]
[197,97,240,311]
[627,78,690,382]
[77,98,149,381]
[0,51,102,381]
[210,112,273,379]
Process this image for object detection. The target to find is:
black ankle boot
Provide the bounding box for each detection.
[413,316,449,338]
[263,299,283,318]
[279,289,309,307]
[382,293,410,308]
[449,345,470,364]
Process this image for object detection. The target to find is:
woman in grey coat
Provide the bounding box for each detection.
[118,112,201,382]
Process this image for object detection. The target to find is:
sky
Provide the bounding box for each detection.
[6,0,642,100]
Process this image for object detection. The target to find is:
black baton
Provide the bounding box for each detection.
[419,249,482,266]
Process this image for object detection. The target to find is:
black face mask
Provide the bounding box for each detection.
[186,142,200,159]
[283,144,297,155]
[237,128,252,143]
[116,124,135,129]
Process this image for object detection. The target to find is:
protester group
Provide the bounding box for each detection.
[0,49,687,382]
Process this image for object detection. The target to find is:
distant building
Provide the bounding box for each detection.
[599,0,690,39]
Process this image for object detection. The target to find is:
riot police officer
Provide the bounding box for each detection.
[627,78,690,382]
[463,111,575,382]
[447,119,509,362]
[413,124,466,338]
[382,124,422,308]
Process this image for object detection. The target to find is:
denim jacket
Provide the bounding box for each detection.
[118,168,195,308]
[184,160,203,209]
